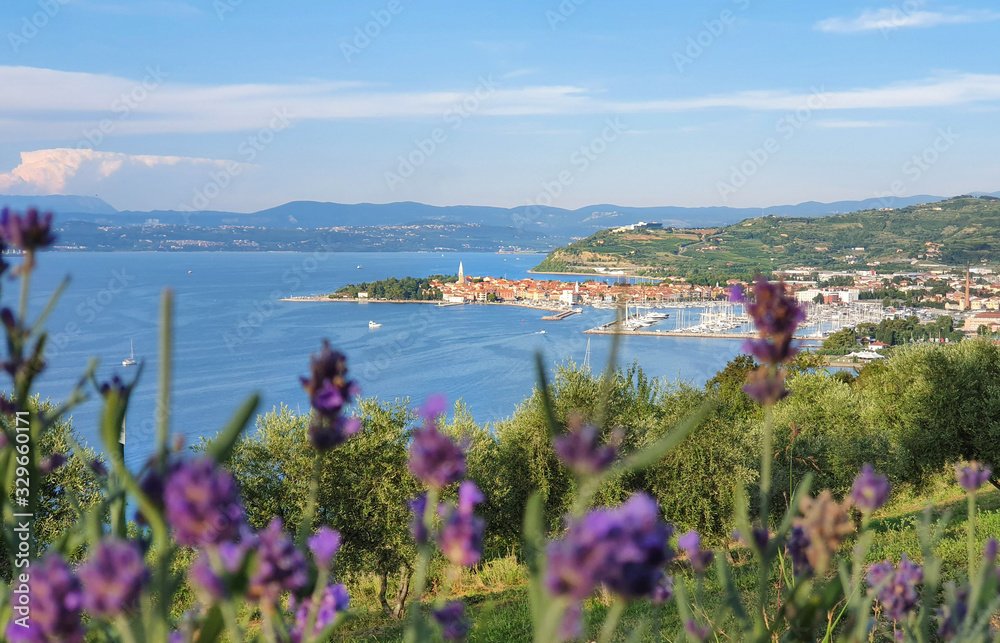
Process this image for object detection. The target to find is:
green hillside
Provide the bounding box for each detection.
[533,195,1000,277]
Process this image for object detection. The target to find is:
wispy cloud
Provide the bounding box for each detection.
[73,1,202,17]
[815,8,1000,33]
[4,67,1000,141]
[0,149,236,194]
[814,119,912,129]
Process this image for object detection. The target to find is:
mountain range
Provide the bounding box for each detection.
[6,193,1000,239]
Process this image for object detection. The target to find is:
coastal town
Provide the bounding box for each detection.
[292,261,1000,340]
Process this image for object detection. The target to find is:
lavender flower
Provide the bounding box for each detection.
[867,554,923,621]
[188,541,250,602]
[0,207,56,271]
[78,538,150,617]
[794,490,855,573]
[40,453,65,475]
[300,341,361,450]
[553,417,617,476]
[438,481,485,567]
[163,456,246,546]
[956,461,992,492]
[851,464,891,513]
[89,459,108,477]
[410,494,431,545]
[547,493,673,600]
[936,583,968,641]
[308,526,343,570]
[249,518,309,601]
[786,526,812,576]
[733,277,806,360]
[559,602,583,642]
[289,583,350,643]
[678,531,714,574]
[408,397,465,489]
[651,576,674,605]
[742,367,789,405]
[3,554,84,643]
[685,619,711,642]
[432,601,470,641]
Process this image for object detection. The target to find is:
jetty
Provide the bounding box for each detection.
[541,310,581,321]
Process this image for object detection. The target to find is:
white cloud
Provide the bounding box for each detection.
[814,120,912,129]
[3,66,1000,142]
[0,149,237,194]
[816,8,1000,33]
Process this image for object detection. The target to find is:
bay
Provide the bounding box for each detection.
[24,251,744,469]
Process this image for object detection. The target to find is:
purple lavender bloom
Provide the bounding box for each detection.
[553,420,617,476]
[0,207,56,271]
[742,367,789,405]
[188,541,250,602]
[40,453,65,475]
[419,393,448,421]
[728,284,746,303]
[786,526,812,576]
[742,338,798,365]
[78,538,150,617]
[651,576,674,605]
[99,375,129,398]
[289,583,350,643]
[164,457,246,546]
[956,461,992,492]
[408,400,465,489]
[984,537,998,563]
[936,584,968,641]
[439,482,485,567]
[300,341,361,450]
[410,494,431,545]
[740,277,807,344]
[3,554,84,643]
[558,602,583,642]
[249,518,309,601]
[308,526,342,569]
[546,493,673,600]
[678,531,714,575]
[432,601,470,641]
[89,459,108,477]
[135,454,182,525]
[851,464,891,513]
[685,619,711,642]
[867,554,923,621]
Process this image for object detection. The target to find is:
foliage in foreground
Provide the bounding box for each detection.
[2,209,1000,642]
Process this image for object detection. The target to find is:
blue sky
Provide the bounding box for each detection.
[0,0,998,212]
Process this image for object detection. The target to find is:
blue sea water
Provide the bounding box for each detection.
[24,251,743,468]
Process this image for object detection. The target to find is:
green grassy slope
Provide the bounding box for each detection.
[533,196,1000,276]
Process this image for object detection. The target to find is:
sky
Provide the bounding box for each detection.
[0,0,998,212]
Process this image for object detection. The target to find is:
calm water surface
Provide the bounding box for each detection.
[26,252,743,468]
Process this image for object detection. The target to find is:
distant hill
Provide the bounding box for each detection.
[0,193,958,237]
[0,194,118,215]
[533,196,1000,277]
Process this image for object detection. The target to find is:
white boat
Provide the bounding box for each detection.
[369,320,382,329]
[357,265,362,269]
[122,340,137,366]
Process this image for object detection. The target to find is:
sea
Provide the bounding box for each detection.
[24,251,744,469]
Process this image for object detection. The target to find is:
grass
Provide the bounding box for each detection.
[333,479,999,641]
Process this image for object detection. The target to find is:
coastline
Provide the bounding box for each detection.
[280,296,572,314]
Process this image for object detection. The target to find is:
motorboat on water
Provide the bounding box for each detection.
[369,320,382,329]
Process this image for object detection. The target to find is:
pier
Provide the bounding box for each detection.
[541,310,581,321]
